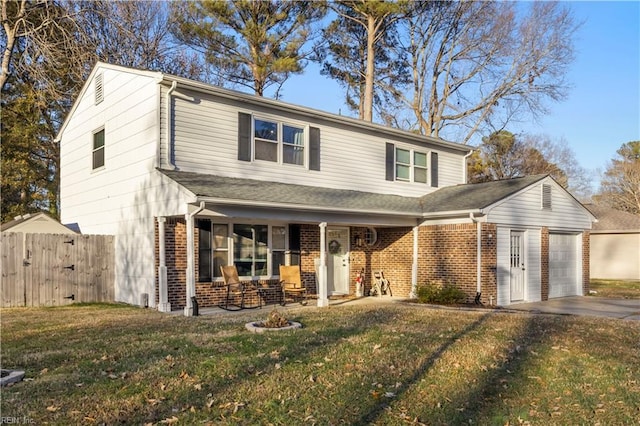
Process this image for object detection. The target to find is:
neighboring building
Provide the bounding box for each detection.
[586,204,640,280]
[55,62,595,314]
[1,212,77,234]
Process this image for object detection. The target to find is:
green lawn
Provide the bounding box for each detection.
[590,279,640,299]
[1,303,639,425]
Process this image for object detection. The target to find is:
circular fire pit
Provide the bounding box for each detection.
[245,321,302,333]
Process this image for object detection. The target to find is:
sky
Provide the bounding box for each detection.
[276,1,640,192]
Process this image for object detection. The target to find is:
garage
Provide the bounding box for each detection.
[549,233,580,298]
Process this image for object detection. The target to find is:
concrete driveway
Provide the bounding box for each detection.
[509,296,640,320]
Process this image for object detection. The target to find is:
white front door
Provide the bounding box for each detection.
[510,231,525,302]
[327,227,350,294]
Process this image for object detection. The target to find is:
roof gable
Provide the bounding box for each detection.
[55,62,162,141]
[1,212,77,234]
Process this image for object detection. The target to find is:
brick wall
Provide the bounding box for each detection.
[415,223,498,304]
[541,227,549,300]
[155,220,499,309]
[582,231,590,295]
[154,218,285,310]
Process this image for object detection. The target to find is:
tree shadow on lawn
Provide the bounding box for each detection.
[356,312,566,425]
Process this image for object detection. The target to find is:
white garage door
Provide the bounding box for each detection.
[549,233,579,298]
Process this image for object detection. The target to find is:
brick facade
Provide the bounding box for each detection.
[582,231,590,296]
[154,219,590,310]
[541,227,549,301]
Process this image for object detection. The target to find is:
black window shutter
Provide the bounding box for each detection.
[238,112,251,161]
[431,152,439,187]
[309,127,321,171]
[385,143,395,181]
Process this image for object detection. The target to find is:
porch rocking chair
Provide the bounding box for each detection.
[279,265,308,306]
[219,265,262,310]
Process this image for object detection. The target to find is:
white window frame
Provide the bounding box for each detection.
[395,147,429,183]
[253,116,306,167]
[200,220,290,281]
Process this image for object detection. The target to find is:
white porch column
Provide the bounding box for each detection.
[184,202,205,316]
[157,217,171,312]
[317,222,329,307]
[410,225,419,299]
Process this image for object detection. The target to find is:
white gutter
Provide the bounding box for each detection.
[165,81,177,170]
[470,212,482,302]
[184,201,205,316]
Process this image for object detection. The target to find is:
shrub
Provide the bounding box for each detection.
[417,282,466,304]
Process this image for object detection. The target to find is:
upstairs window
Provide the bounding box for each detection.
[395,147,428,183]
[253,117,305,165]
[92,128,105,170]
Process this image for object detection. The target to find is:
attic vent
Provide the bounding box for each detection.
[95,73,104,105]
[542,184,552,209]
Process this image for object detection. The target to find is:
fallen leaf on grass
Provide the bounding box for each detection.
[46,405,59,412]
[161,416,179,424]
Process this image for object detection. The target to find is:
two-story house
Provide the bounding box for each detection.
[56,62,595,315]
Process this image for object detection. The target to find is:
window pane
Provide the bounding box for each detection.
[233,224,268,276]
[396,164,410,181]
[414,152,427,167]
[272,226,286,250]
[213,252,228,278]
[272,251,285,271]
[283,125,304,145]
[414,167,427,183]
[254,119,277,141]
[93,130,105,149]
[396,148,410,164]
[283,145,304,165]
[213,224,228,249]
[255,139,278,162]
[92,148,105,169]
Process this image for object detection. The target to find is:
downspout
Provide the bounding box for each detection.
[184,201,205,316]
[409,225,419,298]
[165,81,177,170]
[470,212,482,303]
[317,222,329,307]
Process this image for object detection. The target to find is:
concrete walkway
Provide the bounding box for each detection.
[507,296,640,321]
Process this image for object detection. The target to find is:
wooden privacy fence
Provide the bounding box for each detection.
[1,233,115,307]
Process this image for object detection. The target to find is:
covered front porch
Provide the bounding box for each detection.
[154,209,422,316]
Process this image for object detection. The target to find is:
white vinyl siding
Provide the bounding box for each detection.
[59,66,194,307]
[167,87,467,198]
[487,180,592,231]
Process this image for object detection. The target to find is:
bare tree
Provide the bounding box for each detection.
[391,1,578,143]
[596,141,640,215]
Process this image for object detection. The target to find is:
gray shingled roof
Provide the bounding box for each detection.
[420,175,547,213]
[585,204,640,231]
[159,170,551,217]
[158,169,423,215]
